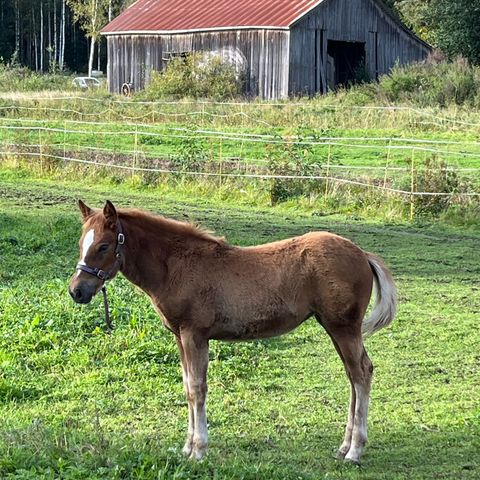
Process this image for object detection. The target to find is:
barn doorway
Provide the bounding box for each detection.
[327,40,366,89]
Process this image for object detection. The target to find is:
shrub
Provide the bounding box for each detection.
[378,56,480,107]
[413,157,475,216]
[170,133,208,173]
[143,53,243,100]
[266,134,322,205]
[0,63,74,91]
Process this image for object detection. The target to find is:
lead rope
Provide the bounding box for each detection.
[101,286,113,332]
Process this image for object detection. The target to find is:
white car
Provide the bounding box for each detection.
[72,77,102,89]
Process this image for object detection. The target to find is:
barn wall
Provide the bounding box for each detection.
[106,30,290,99]
[289,0,430,95]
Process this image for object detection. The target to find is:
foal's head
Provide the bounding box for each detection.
[69,200,123,304]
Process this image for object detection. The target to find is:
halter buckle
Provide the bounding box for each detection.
[96,269,107,280]
[118,233,125,245]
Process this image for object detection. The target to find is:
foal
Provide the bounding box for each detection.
[69,200,397,463]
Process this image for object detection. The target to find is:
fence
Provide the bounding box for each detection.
[1,100,479,219]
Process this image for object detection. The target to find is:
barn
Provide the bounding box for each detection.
[101,0,431,99]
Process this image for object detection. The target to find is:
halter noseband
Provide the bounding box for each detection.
[75,221,125,331]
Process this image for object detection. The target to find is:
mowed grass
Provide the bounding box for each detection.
[0,172,479,479]
[3,116,480,170]
[2,96,480,173]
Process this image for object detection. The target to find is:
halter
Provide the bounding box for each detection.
[75,221,125,331]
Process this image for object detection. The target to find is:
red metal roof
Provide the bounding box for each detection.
[101,0,323,34]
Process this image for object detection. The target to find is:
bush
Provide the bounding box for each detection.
[266,134,322,205]
[143,53,243,100]
[378,55,480,107]
[413,157,475,216]
[0,63,74,91]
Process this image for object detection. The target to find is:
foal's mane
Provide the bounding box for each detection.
[118,208,225,245]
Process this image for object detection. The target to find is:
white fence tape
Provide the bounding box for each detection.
[2,121,480,161]
[1,97,480,127]
[4,140,480,172]
[2,149,478,198]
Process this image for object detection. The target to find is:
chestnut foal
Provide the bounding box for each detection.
[69,200,397,463]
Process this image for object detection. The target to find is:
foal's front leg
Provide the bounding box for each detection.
[179,330,209,460]
[176,336,195,456]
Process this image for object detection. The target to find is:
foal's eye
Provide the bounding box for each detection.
[98,244,109,253]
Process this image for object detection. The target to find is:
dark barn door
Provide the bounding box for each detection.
[327,40,366,89]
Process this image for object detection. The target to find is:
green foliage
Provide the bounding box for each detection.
[391,0,433,42]
[266,133,322,205]
[0,63,73,91]
[170,133,208,173]
[143,53,243,100]
[430,0,480,64]
[377,57,480,107]
[413,157,475,216]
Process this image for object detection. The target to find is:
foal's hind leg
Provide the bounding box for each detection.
[321,329,356,459]
[337,377,356,458]
[323,323,374,464]
[338,335,373,463]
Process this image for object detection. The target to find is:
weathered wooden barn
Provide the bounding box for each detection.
[101,0,431,99]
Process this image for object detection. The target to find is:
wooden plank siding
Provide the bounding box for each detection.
[105,0,429,99]
[106,30,290,99]
[288,0,430,96]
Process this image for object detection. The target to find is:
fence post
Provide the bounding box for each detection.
[63,120,67,168]
[324,144,331,200]
[39,128,43,175]
[133,124,138,179]
[384,139,392,190]
[410,149,415,221]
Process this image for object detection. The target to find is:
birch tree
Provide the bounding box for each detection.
[66,0,109,76]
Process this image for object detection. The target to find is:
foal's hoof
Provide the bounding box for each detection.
[182,441,193,457]
[344,455,361,466]
[189,445,207,461]
[335,449,347,460]
[335,443,351,460]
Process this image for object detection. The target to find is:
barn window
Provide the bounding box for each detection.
[162,51,191,65]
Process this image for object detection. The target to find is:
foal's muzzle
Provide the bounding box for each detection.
[69,285,96,304]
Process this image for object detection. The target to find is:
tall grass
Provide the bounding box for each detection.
[0,58,480,227]
[0,64,75,92]
[335,54,480,108]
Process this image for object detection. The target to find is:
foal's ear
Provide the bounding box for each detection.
[78,199,93,222]
[103,200,118,227]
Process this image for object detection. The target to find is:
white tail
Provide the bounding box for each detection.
[362,253,397,336]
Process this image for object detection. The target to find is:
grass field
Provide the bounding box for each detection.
[0,170,479,479]
[1,95,480,231]
[2,95,480,170]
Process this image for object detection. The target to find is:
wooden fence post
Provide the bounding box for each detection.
[325,144,331,200]
[384,139,392,190]
[410,149,415,220]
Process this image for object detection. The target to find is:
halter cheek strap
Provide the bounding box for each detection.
[75,222,125,331]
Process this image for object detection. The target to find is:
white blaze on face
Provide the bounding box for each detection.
[76,228,95,277]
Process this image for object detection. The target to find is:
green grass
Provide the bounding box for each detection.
[0,171,479,479]
[1,94,480,221]
[2,111,480,169]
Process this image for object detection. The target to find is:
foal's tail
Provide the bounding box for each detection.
[362,253,397,336]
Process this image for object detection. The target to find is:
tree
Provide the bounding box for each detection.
[394,1,433,41]
[66,0,109,76]
[429,0,480,64]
